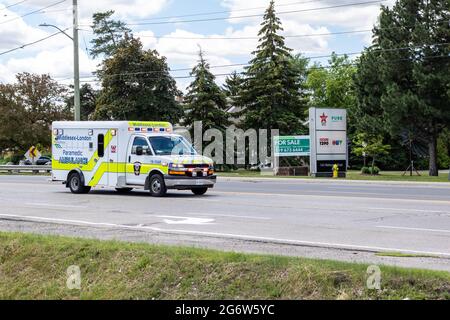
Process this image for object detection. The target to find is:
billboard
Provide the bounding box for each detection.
[316,131,347,155]
[309,108,347,177]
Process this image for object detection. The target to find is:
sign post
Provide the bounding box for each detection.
[309,108,347,177]
[273,136,310,175]
[25,146,41,164]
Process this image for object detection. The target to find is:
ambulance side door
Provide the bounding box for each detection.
[126,136,151,185]
[107,129,119,187]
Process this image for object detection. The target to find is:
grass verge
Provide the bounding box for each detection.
[0,232,449,300]
[375,252,437,258]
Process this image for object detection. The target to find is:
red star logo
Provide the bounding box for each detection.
[320,113,328,126]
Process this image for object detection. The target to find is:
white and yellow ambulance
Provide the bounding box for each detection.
[51,121,216,196]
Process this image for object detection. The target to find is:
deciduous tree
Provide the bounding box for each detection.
[94,36,183,123]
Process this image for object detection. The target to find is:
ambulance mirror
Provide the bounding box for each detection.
[136,146,144,156]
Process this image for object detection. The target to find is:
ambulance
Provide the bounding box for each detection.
[51,121,216,196]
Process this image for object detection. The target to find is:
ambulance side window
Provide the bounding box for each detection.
[98,134,105,157]
[132,137,151,155]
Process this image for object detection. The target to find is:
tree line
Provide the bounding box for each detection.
[0,0,448,175]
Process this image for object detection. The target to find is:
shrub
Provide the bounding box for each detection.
[361,166,380,175]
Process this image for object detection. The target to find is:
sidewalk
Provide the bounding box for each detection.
[218,174,450,187]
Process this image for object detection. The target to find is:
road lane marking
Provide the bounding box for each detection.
[370,207,450,215]
[212,191,450,205]
[0,213,449,258]
[25,203,87,209]
[377,225,450,234]
[155,215,215,225]
[192,213,271,220]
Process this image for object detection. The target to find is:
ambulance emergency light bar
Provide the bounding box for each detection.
[127,121,173,134]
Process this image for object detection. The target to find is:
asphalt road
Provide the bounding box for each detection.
[1,175,450,271]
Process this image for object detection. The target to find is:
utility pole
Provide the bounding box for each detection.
[73,0,81,121]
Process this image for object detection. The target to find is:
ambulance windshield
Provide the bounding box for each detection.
[148,136,197,156]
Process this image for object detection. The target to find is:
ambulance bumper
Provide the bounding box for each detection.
[164,175,217,190]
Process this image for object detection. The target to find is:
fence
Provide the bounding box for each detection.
[0,165,51,173]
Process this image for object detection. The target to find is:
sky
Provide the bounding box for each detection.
[0,0,396,91]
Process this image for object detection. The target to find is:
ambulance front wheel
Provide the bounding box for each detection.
[68,172,91,194]
[149,174,167,197]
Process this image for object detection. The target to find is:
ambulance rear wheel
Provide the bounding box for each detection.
[191,187,208,196]
[68,173,91,194]
[149,174,167,197]
[115,188,133,194]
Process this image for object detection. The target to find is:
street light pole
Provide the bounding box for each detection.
[39,0,80,121]
[73,0,80,121]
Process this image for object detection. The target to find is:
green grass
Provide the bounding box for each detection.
[218,169,450,183]
[0,232,449,300]
[375,252,437,258]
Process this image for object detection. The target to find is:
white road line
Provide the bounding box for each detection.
[155,212,271,221]
[0,213,449,257]
[377,225,450,234]
[212,191,450,205]
[169,212,270,220]
[370,207,450,214]
[193,213,271,220]
[25,203,87,209]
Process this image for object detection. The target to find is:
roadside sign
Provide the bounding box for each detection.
[309,108,348,177]
[25,146,41,163]
[273,136,310,157]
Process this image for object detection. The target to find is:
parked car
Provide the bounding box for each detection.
[35,156,51,165]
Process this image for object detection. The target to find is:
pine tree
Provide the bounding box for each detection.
[223,71,243,101]
[183,50,231,133]
[90,10,131,58]
[238,0,307,134]
[354,0,450,176]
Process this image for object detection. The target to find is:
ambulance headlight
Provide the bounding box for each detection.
[169,163,184,169]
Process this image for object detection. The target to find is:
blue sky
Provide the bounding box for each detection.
[0,0,394,90]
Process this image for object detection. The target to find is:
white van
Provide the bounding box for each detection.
[51,121,216,196]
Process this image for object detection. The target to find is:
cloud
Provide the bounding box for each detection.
[0,0,394,91]
[0,45,98,84]
[0,0,170,85]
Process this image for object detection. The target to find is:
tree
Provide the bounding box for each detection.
[237,0,307,135]
[354,0,450,176]
[64,84,98,120]
[90,10,131,58]
[183,50,231,133]
[223,71,243,104]
[307,53,356,110]
[93,36,183,123]
[291,53,310,86]
[0,73,69,154]
[352,133,391,173]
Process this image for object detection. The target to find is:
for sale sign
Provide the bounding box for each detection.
[273,136,310,157]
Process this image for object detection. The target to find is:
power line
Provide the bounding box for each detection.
[0,0,28,11]
[133,29,373,40]
[130,0,330,22]
[79,0,386,27]
[0,28,69,56]
[66,42,449,82]
[73,53,449,84]
[0,0,67,25]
